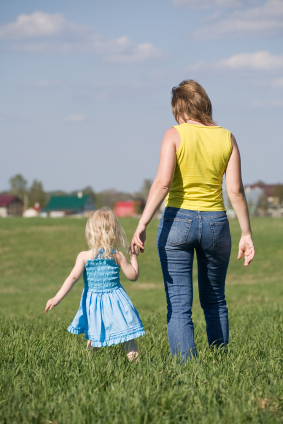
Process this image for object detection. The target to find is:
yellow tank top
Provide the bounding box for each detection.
[165,123,232,211]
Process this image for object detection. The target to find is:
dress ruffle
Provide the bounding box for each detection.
[67,325,145,347]
[67,252,145,347]
[67,285,145,347]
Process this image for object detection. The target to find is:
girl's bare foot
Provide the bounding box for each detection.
[86,340,99,353]
[123,339,140,362]
[127,350,140,362]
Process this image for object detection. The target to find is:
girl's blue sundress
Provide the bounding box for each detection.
[67,250,145,347]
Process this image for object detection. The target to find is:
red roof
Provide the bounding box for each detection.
[245,184,276,197]
[0,195,19,207]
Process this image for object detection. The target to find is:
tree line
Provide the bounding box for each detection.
[2,174,153,210]
[4,174,283,214]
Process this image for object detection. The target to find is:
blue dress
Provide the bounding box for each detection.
[67,251,145,347]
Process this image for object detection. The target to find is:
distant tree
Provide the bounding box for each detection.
[226,194,233,210]
[71,186,96,208]
[257,190,268,212]
[94,189,120,209]
[94,192,103,210]
[81,186,96,207]
[9,174,27,200]
[28,180,47,207]
[273,184,283,204]
[139,179,152,201]
[133,199,145,214]
[47,190,68,197]
[94,189,140,210]
[254,180,265,187]
[247,197,254,213]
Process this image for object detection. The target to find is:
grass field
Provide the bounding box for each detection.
[0,217,283,423]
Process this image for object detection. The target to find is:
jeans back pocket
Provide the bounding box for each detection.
[210,221,231,249]
[162,217,192,247]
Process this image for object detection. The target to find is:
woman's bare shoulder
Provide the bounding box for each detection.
[162,127,181,150]
[230,133,239,151]
[164,127,179,138]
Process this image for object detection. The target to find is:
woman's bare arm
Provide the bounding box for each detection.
[225,134,255,266]
[131,128,179,253]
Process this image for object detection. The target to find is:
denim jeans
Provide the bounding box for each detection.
[157,207,231,362]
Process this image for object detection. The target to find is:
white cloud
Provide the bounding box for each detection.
[74,80,165,103]
[251,99,283,107]
[9,37,163,63]
[172,0,261,9]
[89,36,164,64]
[217,51,283,70]
[273,77,283,87]
[191,0,283,39]
[0,11,86,40]
[189,51,283,72]
[0,12,164,63]
[33,79,63,88]
[65,114,86,122]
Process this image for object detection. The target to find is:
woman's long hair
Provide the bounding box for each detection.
[171,80,216,126]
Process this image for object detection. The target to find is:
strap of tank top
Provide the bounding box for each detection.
[94,249,116,260]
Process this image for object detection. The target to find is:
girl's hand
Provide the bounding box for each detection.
[131,223,146,253]
[45,297,60,313]
[44,252,86,314]
[119,251,139,281]
[129,245,140,256]
[238,235,255,266]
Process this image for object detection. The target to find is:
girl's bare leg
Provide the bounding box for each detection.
[123,339,139,362]
[87,340,99,352]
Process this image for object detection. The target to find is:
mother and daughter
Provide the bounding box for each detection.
[45,80,255,362]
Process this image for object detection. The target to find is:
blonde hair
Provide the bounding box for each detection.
[171,80,216,126]
[85,207,128,263]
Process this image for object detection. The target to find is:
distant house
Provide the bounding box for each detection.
[23,204,42,218]
[43,194,95,217]
[114,201,139,217]
[245,184,276,203]
[0,195,23,217]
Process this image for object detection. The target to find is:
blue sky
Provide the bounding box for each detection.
[1,0,283,193]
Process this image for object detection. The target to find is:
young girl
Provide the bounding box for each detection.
[45,207,145,361]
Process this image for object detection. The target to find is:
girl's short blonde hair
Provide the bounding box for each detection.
[85,207,128,263]
[171,80,216,126]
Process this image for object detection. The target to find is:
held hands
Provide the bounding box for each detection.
[131,223,146,254]
[238,235,255,266]
[45,297,60,313]
[129,245,140,256]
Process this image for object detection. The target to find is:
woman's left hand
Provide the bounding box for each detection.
[131,223,146,253]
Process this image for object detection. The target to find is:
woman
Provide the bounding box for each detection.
[131,80,255,362]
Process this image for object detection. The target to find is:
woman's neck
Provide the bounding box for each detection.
[184,119,216,127]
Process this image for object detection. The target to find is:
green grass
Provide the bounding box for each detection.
[0,217,283,423]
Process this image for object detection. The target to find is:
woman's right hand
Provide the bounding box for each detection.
[131,223,146,254]
[238,235,255,266]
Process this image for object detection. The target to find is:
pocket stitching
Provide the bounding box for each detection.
[164,218,191,222]
[210,222,231,249]
[163,219,192,246]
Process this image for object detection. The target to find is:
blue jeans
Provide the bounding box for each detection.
[157,207,231,362]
